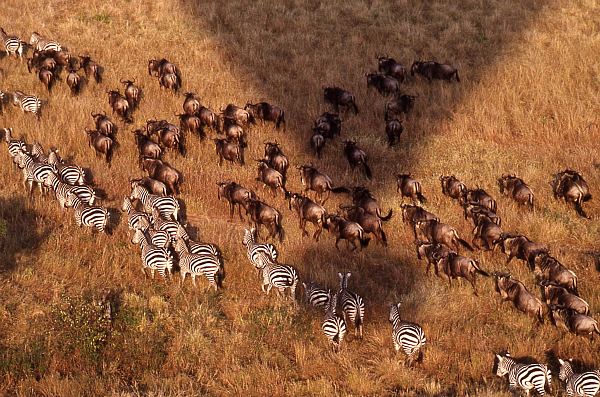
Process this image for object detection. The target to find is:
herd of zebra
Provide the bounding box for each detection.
[1,26,599,395]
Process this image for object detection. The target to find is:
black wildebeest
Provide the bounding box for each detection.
[217,181,256,221]
[245,102,286,131]
[401,204,438,226]
[287,192,327,241]
[79,55,102,83]
[365,72,400,96]
[298,164,349,204]
[385,94,416,117]
[436,252,489,295]
[471,218,503,251]
[461,188,497,213]
[411,60,460,82]
[66,68,83,96]
[121,79,142,110]
[323,86,358,114]
[541,281,589,315]
[133,129,162,160]
[493,272,545,323]
[351,187,393,220]
[377,56,407,83]
[396,173,426,204]
[440,175,467,200]
[498,174,534,209]
[323,214,369,251]
[85,128,114,166]
[91,112,117,138]
[214,138,244,166]
[263,142,289,179]
[256,160,286,197]
[343,140,372,180]
[107,89,131,123]
[415,241,452,275]
[183,92,201,116]
[131,177,167,197]
[532,253,578,294]
[551,169,592,219]
[314,112,342,139]
[414,219,473,252]
[550,306,600,339]
[244,198,284,242]
[140,157,182,195]
[384,111,403,147]
[339,205,388,246]
[496,233,549,267]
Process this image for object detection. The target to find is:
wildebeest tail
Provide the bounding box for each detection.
[380,228,388,246]
[415,182,427,204]
[472,261,489,277]
[360,231,370,248]
[330,186,350,194]
[362,162,372,180]
[351,95,359,114]
[582,192,592,202]
[453,230,473,251]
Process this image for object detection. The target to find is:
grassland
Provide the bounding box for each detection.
[0,0,599,395]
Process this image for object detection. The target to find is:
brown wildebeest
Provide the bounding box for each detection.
[550,306,600,339]
[396,173,426,204]
[436,252,489,295]
[310,129,325,158]
[323,86,358,114]
[221,103,254,126]
[107,89,131,123]
[401,204,439,226]
[244,198,284,242]
[298,164,349,204]
[140,157,182,194]
[493,272,545,323]
[131,177,167,196]
[85,128,114,166]
[256,160,286,197]
[198,106,218,130]
[551,169,592,219]
[217,181,256,220]
[365,72,400,96]
[263,142,289,179]
[313,112,342,139]
[496,233,549,267]
[440,175,467,200]
[415,241,452,275]
[323,214,369,251]
[91,112,116,137]
[183,92,201,116]
[339,205,388,246]
[343,140,372,180]
[471,219,503,251]
[220,117,247,147]
[498,174,534,209]
[147,119,184,155]
[38,67,55,92]
[27,51,57,74]
[66,69,83,96]
[377,56,406,83]
[414,219,473,252]
[79,55,102,83]
[286,192,327,241]
[121,79,142,109]
[384,111,402,147]
[462,202,501,227]
[532,253,578,294]
[461,188,496,213]
[245,102,285,131]
[133,129,162,159]
[385,94,416,117]
[148,58,180,80]
[176,113,203,138]
[411,60,460,82]
[541,282,589,315]
[214,138,244,166]
[159,72,180,92]
[351,187,393,220]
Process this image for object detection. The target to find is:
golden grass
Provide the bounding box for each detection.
[1,0,599,395]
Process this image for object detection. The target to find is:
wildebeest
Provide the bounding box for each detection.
[159,72,180,92]
[351,187,393,220]
[27,51,57,74]
[411,60,460,82]
[85,128,114,166]
[377,56,406,82]
[133,129,162,159]
[107,90,131,123]
[183,92,201,116]
[396,173,426,204]
[496,233,549,267]
[498,174,534,209]
[310,129,326,158]
[147,119,183,155]
[471,218,503,251]
[401,204,439,226]
[365,72,399,96]
[532,253,578,294]
[176,113,203,138]
[221,103,254,127]
[121,79,142,109]
[440,175,467,200]
[38,67,55,92]
[298,164,349,204]
[414,219,473,252]
[493,272,545,323]
[313,112,342,139]
[461,188,497,213]
[140,157,182,194]
[550,306,600,339]
[245,102,285,131]
[217,181,256,220]
[198,106,218,131]
[436,252,489,295]
[384,112,403,147]
[91,112,116,138]
[256,160,286,197]
[66,68,83,96]
[263,142,289,179]
[244,199,284,242]
[415,241,452,275]
[323,86,358,114]
[131,177,167,197]
[219,117,247,147]
[462,202,501,227]
[79,55,102,83]
[385,94,416,117]
[551,169,592,218]
[286,192,327,241]
[214,138,244,166]
[541,282,589,315]
[323,214,369,251]
[339,205,388,246]
[343,140,372,180]
[148,58,181,83]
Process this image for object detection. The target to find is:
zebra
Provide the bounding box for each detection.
[43,172,77,208]
[0,27,25,58]
[16,149,55,195]
[242,227,278,276]
[147,227,170,248]
[389,302,426,366]
[3,128,27,167]
[259,260,298,301]
[65,192,110,233]
[131,229,173,281]
[31,142,49,163]
[322,292,347,352]
[29,32,62,52]
[338,272,365,339]
[495,352,552,396]
[558,358,600,397]
[151,207,183,242]
[130,183,180,221]
[302,281,330,309]
[122,197,151,231]
[12,91,42,119]
[48,150,85,185]
[175,226,221,257]
[173,238,224,291]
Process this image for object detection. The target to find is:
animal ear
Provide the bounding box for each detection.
[558,358,564,365]
[338,272,343,278]
[346,272,351,278]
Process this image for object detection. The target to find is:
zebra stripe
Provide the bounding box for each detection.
[559,358,600,397]
[29,32,62,52]
[12,91,42,118]
[242,227,278,275]
[151,208,183,241]
[31,142,48,164]
[0,28,24,57]
[175,226,221,257]
[260,261,298,300]
[174,238,224,291]
[132,229,173,280]
[130,183,179,221]
[322,293,347,352]
[147,227,170,248]
[495,353,551,396]
[122,197,151,231]
[338,272,365,339]
[55,163,85,186]
[16,150,55,195]
[65,192,110,233]
[302,282,329,309]
[389,302,426,366]
[44,173,96,208]
[4,128,27,167]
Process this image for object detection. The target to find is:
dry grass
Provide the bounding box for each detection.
[0,0,599,395]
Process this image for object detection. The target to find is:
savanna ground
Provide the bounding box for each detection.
[0,0,599,395]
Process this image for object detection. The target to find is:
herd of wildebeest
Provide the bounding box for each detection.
[0,27,598,396]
